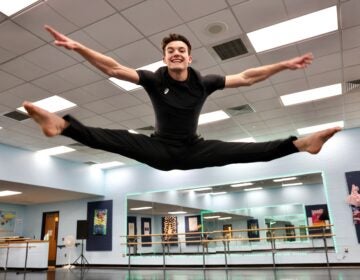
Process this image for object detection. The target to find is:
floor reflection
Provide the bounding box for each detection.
[0,267,358,280]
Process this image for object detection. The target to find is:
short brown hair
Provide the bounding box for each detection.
[161,33,192,55]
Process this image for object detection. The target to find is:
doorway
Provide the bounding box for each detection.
[41,211,59,266]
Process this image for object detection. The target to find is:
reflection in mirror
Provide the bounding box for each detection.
[126,172,334,256]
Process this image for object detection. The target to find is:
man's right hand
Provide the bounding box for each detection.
[45,25,80,50]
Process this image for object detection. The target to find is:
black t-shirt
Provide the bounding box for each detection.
[137,67,225,138]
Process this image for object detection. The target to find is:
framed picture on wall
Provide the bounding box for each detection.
[162,216,178,246]
[93,209,107,236]
[305,204,331,235]
[185,215,201,245]
[141,217,152,247]
[247,219,260,240]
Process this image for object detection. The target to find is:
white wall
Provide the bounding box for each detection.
[1,128,360,265]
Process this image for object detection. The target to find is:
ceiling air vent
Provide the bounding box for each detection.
[212,38,248,60]
[3,111,29,121]
[225,104,255,116]
[344,79,360,93]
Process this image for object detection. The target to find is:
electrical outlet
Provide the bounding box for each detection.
[344,248,349,253]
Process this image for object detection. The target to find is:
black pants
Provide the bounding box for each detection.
[62,115,299,171]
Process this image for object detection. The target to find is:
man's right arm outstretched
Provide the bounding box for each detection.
[45,25,139,84]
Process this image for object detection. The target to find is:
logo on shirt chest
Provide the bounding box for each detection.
[163,88,170,95]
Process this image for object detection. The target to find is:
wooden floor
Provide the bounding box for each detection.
[1,267,360,279]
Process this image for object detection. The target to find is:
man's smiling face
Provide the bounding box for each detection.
[163,40,192,72]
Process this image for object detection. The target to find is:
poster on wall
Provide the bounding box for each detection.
[141,217,152,247]
[305,204,331,235]
[247,219,259,240]
[87,200,112,251]
[184,215,201,245]
[0,210,16,234]
[345,171,360,243]
[162,216,178,246]
[93,209,107,236]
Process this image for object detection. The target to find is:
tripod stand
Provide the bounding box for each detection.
[73,239,89,267]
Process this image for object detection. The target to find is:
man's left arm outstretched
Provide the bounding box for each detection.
[225,53,313,88]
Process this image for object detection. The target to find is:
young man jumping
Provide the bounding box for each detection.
[23,26,341,171]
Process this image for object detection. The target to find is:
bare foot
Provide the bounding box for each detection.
[23,101,68,137]
[294,127,342,154]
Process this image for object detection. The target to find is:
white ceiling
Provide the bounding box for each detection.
[0,180,100,205]
[0,0,360,170]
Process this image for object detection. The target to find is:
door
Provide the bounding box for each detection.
[41,211,59,266]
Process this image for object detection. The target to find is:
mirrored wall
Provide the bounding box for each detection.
[126,172,334,255]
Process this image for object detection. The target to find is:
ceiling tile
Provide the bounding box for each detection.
[342,25,360,50]
[0,21,44,55]
[83,100,118,114]
[0,57,48,81]
[55,64,102,88]
[168,0,227,22]
[48,0,116,27]
[122,0,183,36]
[83,14,143,49]
[284,0,337,18]
[220,55,261,75]
[32,74,76,94]
[187,9,243,45]
[106,0,145,12]
[13,2,78,41]
[341,0,360,29]
[343,47,360,68]
[0,71,24,92]
[7,83,50,102]
[23,44,77,72]
[232,0,287,32]
[297,32,341,58]
[113,39,162,68]
[0,47,17,64]
[191,48,218,70]
[304,53,342,76]
[149,24,202,50]
[243,86,277,103]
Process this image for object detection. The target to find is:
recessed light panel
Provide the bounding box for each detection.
[0,0,39,16]
[17,96,76,114]
[36,146,75,156]
[0,190,22,197]
[247,6,338,52]
[198,110,230,125]
[297,121,344,135]
[281,84,342,106]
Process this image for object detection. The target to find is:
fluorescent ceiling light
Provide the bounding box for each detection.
[204,215,221,219]
[244,187,263,192]
[0,0,39,16]
[273,177,297,182]
[231,137,256,143]
[280,84,342,106]
[247,6,338,52]
[198,110,230,125]
[168,211,187,215]
[130,206,152,211]
[282,182,303,187]
[128,129,139,134]
[36,146,75,156]
[93,161,125,169]
[109,60,166,91]
[231,182,253,188]
[0,190,22,197]
[218,217,232,220]
[193,187,212,192]
[297,121,344,135]
[17,95,77,114]
[210,192,227,196]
